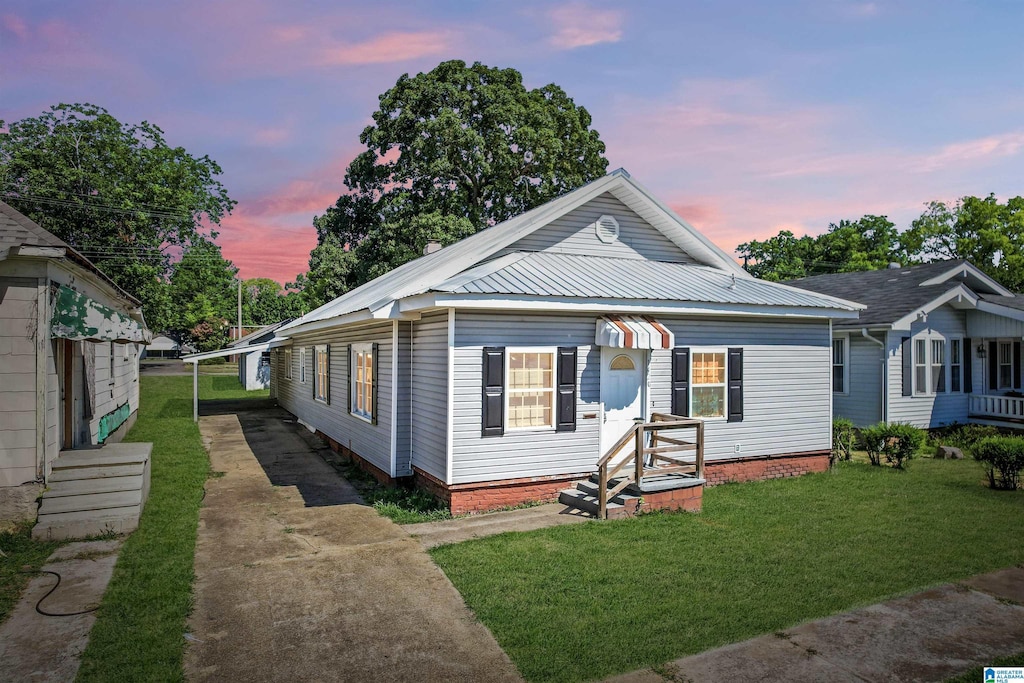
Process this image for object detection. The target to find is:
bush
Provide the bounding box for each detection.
[831,418,855,466]
[930,422,1000,452]
[972,436,1024,490]
[860,422,925,469]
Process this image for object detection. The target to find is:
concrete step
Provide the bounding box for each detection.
[41,475,144,499]
[558,488,634,519]
[574,480,641,507]
[37,490,143,516]
[53,443,152,470]
[48,463,145,482]
[33,508,140,540]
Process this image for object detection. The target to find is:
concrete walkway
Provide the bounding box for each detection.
[403,502,592,549]
[606,566,1024,683]
[0,539,122,683]
[185,405,521,683]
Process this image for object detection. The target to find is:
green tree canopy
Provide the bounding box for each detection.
[299,60,608,308]
[168,237,237,350]
[0,103,236,328]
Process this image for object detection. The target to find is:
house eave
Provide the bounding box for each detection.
[890,284,979,330]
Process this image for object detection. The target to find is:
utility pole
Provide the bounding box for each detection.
[237,279,242,342]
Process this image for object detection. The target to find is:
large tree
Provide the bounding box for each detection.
[900,194,1024,290]
[300,60,608,307]
[0,103,236,328]
[737,215,904,281]
[167,237,237,351]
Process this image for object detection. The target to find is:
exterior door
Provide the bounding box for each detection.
[600,347,646,458]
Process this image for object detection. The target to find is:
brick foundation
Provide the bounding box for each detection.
[703,451,830,486]
[416,468,589,515]
[610,484,704,518]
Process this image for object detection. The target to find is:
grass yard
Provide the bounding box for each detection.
[0,522,61,625]
[431,458,1024,683]
[76,374,267,682]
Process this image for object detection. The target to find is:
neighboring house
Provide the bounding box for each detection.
[0,201,153,538]
[144,332,184,358]
[789,260,1024,429]
[268,170,861,514]
[226,320,291,391]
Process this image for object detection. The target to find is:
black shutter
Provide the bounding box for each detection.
[482,347,504,437]
[371,342,379,424]
[556,347,577,432]
[963,338,972,393]
[346,345,352,411]
[727,347,744,423]
[1014,342,1021,390]
[902,337,912,396]
[324,345,330,405]
[671,347,690,417]
[989,341,998,390]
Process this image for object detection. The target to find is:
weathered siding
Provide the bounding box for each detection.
[410,311,449,481]
[886,306,970,427]
[452,312,600,484]
[502,192,695,263]
[0,277,39,486]
[85,341,139,445]
[834,335,884,427]
[274,322,394,475]
[650,317,832,461]
[395,320,412,476]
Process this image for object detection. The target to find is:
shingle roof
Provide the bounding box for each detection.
[434,252,861,311]
[979,293,1024,312]
[0,200,69,249]
[227,319,293,348]
[787,261,970,328]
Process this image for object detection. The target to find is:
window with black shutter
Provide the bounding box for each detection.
[727,347,744,422]
[481,347,505,437]
[555,347,577,432]
[671,347,690,417]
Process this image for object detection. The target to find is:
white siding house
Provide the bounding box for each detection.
[270,171,862,513]
[791,260,1024,429]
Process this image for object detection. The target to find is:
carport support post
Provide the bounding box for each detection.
[193,361,199,422]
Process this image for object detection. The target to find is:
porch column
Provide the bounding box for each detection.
[193,361,199,422]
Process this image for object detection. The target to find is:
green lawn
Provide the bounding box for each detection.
[431,459,1024,683]
[76,374,267,682]
[0,522,61,625]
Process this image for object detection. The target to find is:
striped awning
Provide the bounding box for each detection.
[596,315,674,350]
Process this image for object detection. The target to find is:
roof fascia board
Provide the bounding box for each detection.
[975,300,1024,324]
[277,308,374,337]
[398,292,860,320]
[890,284,978,330]
[182,341,271,363]
[918,262,1013,296]
[9,245,67,259]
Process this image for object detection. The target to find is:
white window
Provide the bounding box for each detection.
[299,347,306,384]
[832,338,847,394]
[950,339,962,392]
[313,345,329,402]
[691,349,727,418]
[285,348,293,379]
[931,339,946,393]
[999,342,1012,389]
[350,343,374,422]
[506,348,556,430]
[914,339,927,395]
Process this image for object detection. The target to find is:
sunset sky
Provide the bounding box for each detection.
[2,1,1023,283]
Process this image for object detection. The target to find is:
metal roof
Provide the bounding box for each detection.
[433,252,861,311]
[278,170,751,332]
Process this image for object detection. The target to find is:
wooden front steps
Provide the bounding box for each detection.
[559,472,705,519]
[33,443,152,540]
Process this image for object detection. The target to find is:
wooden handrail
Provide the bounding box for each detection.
[594,413,705,519]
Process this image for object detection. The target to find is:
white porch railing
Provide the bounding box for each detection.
[969,394,1024,420]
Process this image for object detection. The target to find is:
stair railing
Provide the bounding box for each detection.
[594,413,704,519]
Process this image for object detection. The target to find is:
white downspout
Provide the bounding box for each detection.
[862,329,887,423]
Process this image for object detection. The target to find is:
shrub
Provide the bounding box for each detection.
[930,422,999,452]
[831,418,855,466]
[859,422,925,469]
[972,436,1024,490]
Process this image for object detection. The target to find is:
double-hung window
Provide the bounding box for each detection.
[999,342,1013,389]
[506,349,555,430]
[691,350,726,418]
[914,339,928,395]
[950,339,962,392]
[931,339,946,393]
[313,345,329,402]
[350,343,374,421]
[832,338,847,394]
[285,348,293,379]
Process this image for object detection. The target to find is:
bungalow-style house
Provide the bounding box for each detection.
[225,320,290,391]
[269,170,862,515]
[143,332,189,359]
[0,201,153,538]
[789,260,1024,429]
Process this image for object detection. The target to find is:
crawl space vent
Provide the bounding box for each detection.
[595,215,620,244]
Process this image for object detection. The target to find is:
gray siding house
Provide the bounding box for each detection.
[790,260,1024,429]
[270,170,861,513]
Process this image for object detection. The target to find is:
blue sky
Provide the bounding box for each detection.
[2,1,1022,281]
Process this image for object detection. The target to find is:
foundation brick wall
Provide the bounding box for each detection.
[440,472,589,515]
[703,451,830,486]
[611,484,704,518]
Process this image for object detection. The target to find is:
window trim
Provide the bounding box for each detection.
[689,346,728,421]
[350,342,374,423]
[285,348,293,380]
[299,347,306,384]
[832,335,849,395]
[931,338,946,394]
[949,337,963,393]
[912,333,956,396]
[504,346,557,433]
[998,341,1013,390]
[313,345,328,403]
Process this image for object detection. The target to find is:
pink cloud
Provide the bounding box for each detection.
[1,13,28,40]
[547,2,623,49]
[920,132,1024,172]
[316,31,452,66]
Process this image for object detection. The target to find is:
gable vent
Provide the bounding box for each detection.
[595,215,620,244]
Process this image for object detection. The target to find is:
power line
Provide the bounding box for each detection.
[0,181,205,216]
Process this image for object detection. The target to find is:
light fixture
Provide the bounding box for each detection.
[977,343,987,359]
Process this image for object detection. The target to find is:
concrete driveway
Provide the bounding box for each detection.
[185,403,521,683]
